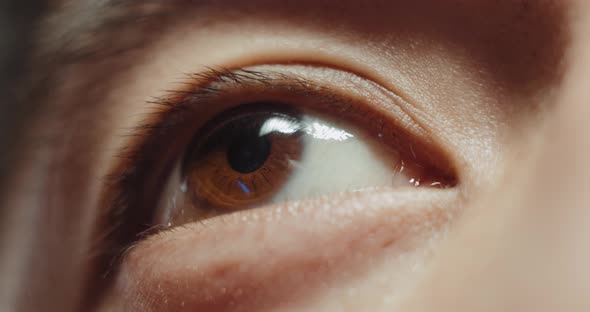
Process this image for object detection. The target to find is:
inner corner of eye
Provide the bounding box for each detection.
[154,102,454,227]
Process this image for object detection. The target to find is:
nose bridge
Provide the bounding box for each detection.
[530,5,590,220]
[510,14,590,307]
[401,6,590,310]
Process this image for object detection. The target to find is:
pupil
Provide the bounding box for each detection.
[227,134,271,174]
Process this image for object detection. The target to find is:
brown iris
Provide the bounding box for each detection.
[183,104,303,213]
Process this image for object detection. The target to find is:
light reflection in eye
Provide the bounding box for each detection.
[259,116,301,135]
[259,116,354,141]
[305,121,354,141]
[237,180,251,194]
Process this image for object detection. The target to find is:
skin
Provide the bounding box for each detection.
[2,0,590,311]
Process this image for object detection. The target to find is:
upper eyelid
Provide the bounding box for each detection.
[136,66,446,180]
[146,65,433,145]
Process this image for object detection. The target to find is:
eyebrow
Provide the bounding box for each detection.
[37,1,182,63]
[36,0,556,73]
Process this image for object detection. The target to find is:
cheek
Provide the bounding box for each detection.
[99,190,457,312]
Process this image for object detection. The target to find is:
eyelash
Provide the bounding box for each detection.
[90,66,456,293]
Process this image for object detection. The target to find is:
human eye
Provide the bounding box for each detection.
[145,67,456,227]
[99,65,455,243]
[92,64,458,309]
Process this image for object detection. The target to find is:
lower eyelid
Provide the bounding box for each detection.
[106,188,457,311]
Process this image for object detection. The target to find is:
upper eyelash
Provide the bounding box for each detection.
[147,67,322,113]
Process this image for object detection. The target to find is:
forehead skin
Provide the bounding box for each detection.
[1,0,571,311]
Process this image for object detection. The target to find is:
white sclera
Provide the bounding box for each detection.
[271,115,407,204]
